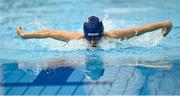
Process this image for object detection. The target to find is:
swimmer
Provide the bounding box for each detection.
[17,16,172,47]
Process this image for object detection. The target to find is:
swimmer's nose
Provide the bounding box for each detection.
[89,40,98,47]
[89,40,96,44]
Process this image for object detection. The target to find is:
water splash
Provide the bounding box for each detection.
[126,29,164,47]
[37,39,88,51]
[102,10,114,31]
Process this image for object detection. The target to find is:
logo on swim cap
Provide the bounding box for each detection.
[87,33,99,36]
[83,16,104,41]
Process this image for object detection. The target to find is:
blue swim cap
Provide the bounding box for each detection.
[83,16,104,41]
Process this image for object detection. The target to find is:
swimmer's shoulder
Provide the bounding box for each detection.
[103,31,114,38]
[76,32,84,39]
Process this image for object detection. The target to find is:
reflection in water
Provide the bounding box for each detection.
[0,58,180,95]
[33,67,74,84]
[84,53,105,80]
[128,62,172,70]
[33,53,105,84]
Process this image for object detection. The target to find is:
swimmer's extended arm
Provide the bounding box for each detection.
[105,21,172,39]
[16,26,83,41]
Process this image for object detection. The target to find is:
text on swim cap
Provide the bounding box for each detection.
[87,33,99,36]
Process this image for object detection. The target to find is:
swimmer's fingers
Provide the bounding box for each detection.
[160,27,167,37]
[17,26,23,30]
[161,22,172,37]
[19,26,23,30]
[161,27,169,37]
[16,25,25,39]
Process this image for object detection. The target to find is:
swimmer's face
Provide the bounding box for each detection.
[86,36,102,47]
[88,40,100,47]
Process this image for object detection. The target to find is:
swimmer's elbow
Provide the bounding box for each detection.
[19,34,27,39]
[164,21,173,27]
[21,35,30,39]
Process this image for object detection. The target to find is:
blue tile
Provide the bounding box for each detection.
[41,86,60,95]
[91,84,111,95]
[3,70,25,83]
[122,69,145,95]
[155,77,176,95]
[18,72,35,83]
[23,86,44,95]
[139,73,157,95]
[174,91,180,95]
[4,71,35,95]
[90,67,119,95]
[1,63,18,71]
[0,71,13,83]
[0,86,11,95]
[73,77,94,95]
[139,69,179,95]
[57,69,84,95]
[0,63,19,82]
[108,67,136,95]
[99,66,119,81]
[66,69,84,82]
[57,85,77,95]
[73,85,93,95]
[0,65,17,83]
[7,86,28,95]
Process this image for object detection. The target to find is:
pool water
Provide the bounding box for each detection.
[0,0,180,95]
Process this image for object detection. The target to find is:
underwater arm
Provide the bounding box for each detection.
[17,26,83,41]
[128,63,172,70]
[106,21,172,39]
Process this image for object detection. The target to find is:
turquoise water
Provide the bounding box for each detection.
[0,0,180,95]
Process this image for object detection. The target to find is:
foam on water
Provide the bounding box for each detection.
[37,38,88,51]
[126,30,164,47]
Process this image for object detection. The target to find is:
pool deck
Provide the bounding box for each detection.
[0,62,179,95]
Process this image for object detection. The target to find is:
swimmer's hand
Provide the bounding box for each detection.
[16,26,25,39]
[160,21,172,37]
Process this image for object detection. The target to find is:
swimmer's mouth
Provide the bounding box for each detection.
[89,45,97,47]
[91,45,97,47]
